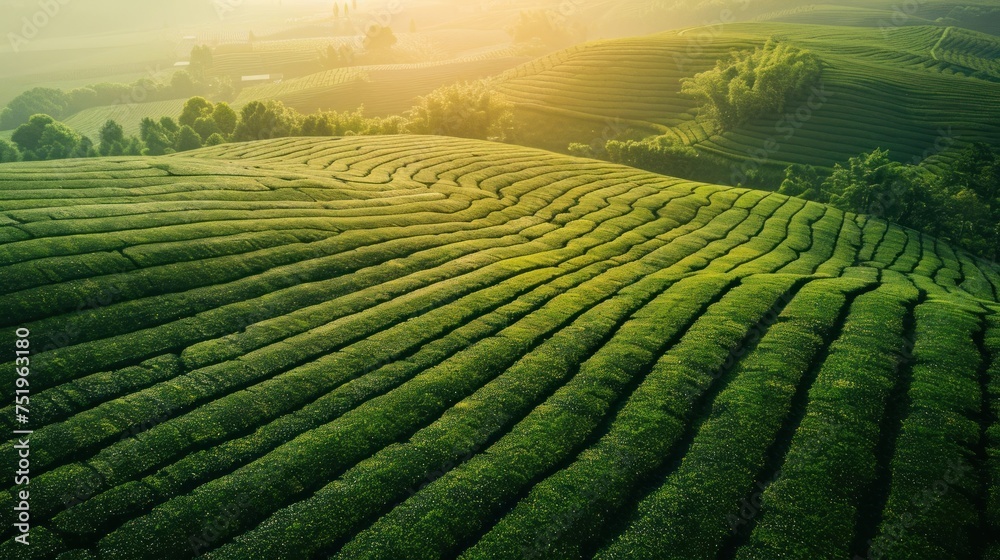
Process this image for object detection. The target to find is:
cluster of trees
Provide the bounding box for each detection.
[600,134,702,178]
[406,81,514,142]
[0,46,227,131]
[508,10,586,47]
[4,115,96,160]
[682,39,822,130]
[135,97,238,155]
[779,145,1000,260]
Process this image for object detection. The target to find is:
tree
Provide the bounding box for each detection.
[212,102,238,136]
[233,100,300,141]
[189,45,214,81]
[406,81,514,141]
[171,71,199,100]
[344,3,349,17]
[194,116,222,141]
[778,164,822,200]
[34,121,83,160]
[140,117,175,156]
[363,25,397,51]
[205,133,228,146]
[66,88,99,114]
[180,96,215,128]
[71,135,97,159]
[11,114,85,160]
[99,119,126,156]
[333,3,340,18]
[159,116,180,134]
[821,148,942,237]
[681,39,821,130]
[1,88,69,129]
[175,125,203,152]
[0,139,21,163]
[11,114,56,155]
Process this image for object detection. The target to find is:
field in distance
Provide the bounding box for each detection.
[0,135,997,559]
[492,21,1000,175]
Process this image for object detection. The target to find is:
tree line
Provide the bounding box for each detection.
[0,80,514,162]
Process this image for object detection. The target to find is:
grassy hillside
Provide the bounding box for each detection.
[0,135,997,559]
[492,22,1000,176]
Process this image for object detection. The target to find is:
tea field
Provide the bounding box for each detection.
[0,135,997,559]
[492,23,1000,170]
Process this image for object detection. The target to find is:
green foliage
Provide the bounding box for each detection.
[736,282,920,559]
[98,119,125,156]
[787,146,1000,261]
[11,113,90,160]
[212,102,238,136]
[139,117,175,156]
[179,97,214,128]
[681,39,821,130]
[1,77,215,131]
[406,81,514,141]
[233,100,300,141]
[606,134,700,177]
[777,164,822,200]
[0,138,21,163]
[174,125,203,152]
[0,136,995,560]
[0,87,69,129]
[205,133,228,146]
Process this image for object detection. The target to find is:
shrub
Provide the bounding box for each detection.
[406,81,514,142]
[233,100,300,142]
[0,138,21,162]
[682,39,821,130]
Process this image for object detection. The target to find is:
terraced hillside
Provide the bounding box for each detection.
[0,135,998,560]
[492,22,1000,172]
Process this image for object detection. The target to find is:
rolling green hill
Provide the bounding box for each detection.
[492,22,1000,177]
[0,135,997,559]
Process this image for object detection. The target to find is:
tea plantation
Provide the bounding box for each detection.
[0,135,997,559]
[494,22,1000,170]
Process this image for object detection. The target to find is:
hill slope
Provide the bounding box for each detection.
[0,135,998,560]
[493,23,1000,176]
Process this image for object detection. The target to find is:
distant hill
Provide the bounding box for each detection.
[487,22,1000,181]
